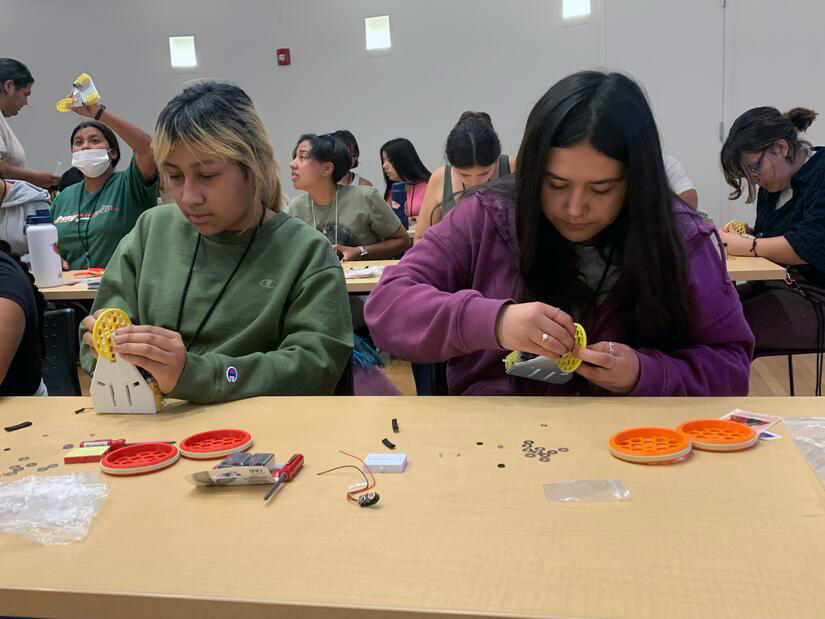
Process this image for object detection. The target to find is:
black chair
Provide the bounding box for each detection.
[41,308,81,396]
[752,280,825,396]
[334,358,354,395]
[411,362,449,395]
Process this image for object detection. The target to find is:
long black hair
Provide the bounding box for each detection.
[70,121,122,169]
[293,133,352,184]
[334,129,360,168]
[0,58,34,88]
[0,240,45,357]
[511,70,692,351]
[721,106,817,203]
[380,138,431,201]
[445,112,501,168]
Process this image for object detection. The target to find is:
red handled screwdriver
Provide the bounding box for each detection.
[263,453,304,501]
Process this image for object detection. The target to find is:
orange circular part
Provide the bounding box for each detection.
[676,419,758,452]
[608,427,692,464]
[100,443,180,476]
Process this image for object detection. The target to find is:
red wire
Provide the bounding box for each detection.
[338,450,376,504]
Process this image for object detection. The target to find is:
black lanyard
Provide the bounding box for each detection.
[75,175,116,269]
[175,208,264,351]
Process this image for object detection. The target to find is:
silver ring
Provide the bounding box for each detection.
[541,333,549,345]
[608,341,615,355]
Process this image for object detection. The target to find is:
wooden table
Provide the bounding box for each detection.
[342,259,398,293]
[1,396,823,619]
[725,255,785,281]
[40,271,97,301]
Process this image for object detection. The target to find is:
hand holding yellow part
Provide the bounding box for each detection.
[90,308,163,413]
[55,73,101,112]
[557,323,587,373]
[723,220,749,236]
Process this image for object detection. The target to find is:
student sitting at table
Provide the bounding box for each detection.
[720,106,825,355]
[380,138,431,220]
[51,94,160,270]
[415,111,516,242]
[334,129,373,187]
[0,240,46,396]
[287,133,410,261]
[365,71,754,396]
[79,82,353,402]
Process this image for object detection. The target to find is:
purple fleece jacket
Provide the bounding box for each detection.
[364,190,754,396]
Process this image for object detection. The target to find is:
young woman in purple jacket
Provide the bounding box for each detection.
[364,71,754,396]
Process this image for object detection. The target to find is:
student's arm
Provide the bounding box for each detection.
[0,161,59,188]
[165,266,353,402]
[508,155,517,172]
[74,104,157,182]
[678,189,699,210]
[414,166,446,243]
[0,298,25,384]
[720,231,805,264]
[336,190,412,260]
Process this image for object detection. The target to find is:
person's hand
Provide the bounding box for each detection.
[29,170,60,188]
[495,302,577,358]
[112,325,187,394]
[575,341,640,394]
[71,95,101,120]
[719,229,753,257]
[80,310,106,359]
[335,245,362,261]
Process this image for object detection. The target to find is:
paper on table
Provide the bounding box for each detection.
[344,266,384,279]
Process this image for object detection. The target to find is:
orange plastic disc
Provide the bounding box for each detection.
[608,427,692,464]
[676,419,758,452]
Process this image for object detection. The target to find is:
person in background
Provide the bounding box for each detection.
[0,58,59,189]
[79,81,353,402]
[720,106,825,355]
[0,177,51,255]
[288,133,409,261]
[51,95,159,269]
[334,129,373,187]
[0,240,46,396]
[663,154,698,210]
[415,111,516,242]
[380,137,431,221]
[365,71,753,397]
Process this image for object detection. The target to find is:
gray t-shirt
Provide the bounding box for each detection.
[575,244,620,306]
[286,184,400,247]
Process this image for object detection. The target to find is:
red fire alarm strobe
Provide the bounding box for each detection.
[276,48,291,66]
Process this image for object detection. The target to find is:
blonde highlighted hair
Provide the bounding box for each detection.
[152,81,282,213]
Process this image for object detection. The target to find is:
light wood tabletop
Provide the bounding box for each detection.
[725,255,786,281]
[1,396,823,619]
[42,257,785,302]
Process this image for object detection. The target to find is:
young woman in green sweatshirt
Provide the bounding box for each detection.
[79,82,353,402]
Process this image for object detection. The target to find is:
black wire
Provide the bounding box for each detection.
[316,464,370,489]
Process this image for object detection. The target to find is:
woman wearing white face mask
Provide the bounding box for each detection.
[51,101,159,269]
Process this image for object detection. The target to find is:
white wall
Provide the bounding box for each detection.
[4,0,601,197]
[4,0,825,222]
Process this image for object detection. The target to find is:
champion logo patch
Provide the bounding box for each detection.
[226,367,238,383]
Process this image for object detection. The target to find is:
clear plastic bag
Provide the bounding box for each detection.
[543,479,630,503]
[785,417,825,485]
[0,471,110,545]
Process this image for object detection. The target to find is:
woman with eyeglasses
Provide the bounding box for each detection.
[720,106,825,355]
[287,133,410,261]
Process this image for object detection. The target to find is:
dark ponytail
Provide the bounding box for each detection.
[721,106,817,203]
[0,240,46,357]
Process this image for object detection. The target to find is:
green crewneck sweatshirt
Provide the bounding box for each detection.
[80,204,353,402]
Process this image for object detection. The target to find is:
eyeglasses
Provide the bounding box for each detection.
[747,150,768,177]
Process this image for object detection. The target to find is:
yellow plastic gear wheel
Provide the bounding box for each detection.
[724,219,748,236]
[92,308,132,362]
[55,97,74,112]
[147,377,165,410]
[557,323,586,373]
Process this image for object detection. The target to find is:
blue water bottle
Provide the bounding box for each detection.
[390,182,409,230]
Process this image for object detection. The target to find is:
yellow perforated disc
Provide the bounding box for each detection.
[724,219,748,236]
[92,308,132,362]
[55,97,74,112]
[73,73,91,87]
[558,323,586,373]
